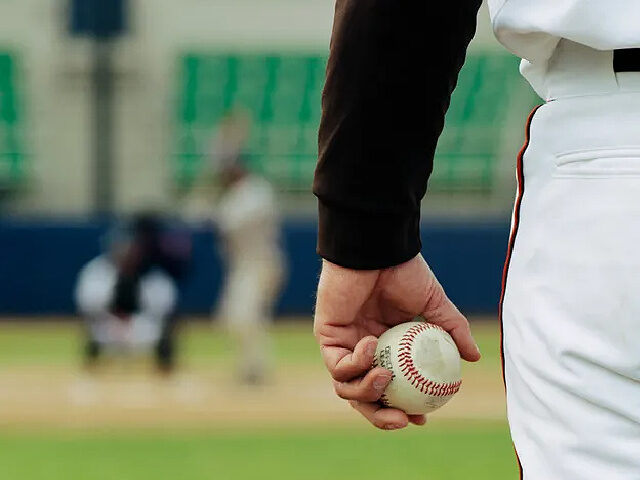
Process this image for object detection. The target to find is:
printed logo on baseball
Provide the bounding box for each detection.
[373,321,462,415]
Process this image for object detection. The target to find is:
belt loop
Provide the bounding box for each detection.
[614,49,640,73]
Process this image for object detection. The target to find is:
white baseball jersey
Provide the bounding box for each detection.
[488,1,640,98]
[217,175,283,270]
[216,175,285,318]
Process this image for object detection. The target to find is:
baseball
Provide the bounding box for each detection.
[373,321,462,415]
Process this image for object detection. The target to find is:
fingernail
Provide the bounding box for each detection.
[384,424,403,430]
[374,374,392,391]
[366,342,377,358]
[475,343,481,355]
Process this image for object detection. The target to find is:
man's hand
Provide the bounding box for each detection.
[313,253,481,430]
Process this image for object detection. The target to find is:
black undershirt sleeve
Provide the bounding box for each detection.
[313,0,483,270]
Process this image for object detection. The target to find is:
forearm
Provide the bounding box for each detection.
[314,0,482,269]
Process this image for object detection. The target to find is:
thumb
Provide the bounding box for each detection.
[421,276,481,362]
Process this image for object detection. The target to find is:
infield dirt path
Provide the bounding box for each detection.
[0,319,506,430]
[0,362,505,430]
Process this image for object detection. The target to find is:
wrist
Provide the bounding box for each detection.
[317,201,422,270]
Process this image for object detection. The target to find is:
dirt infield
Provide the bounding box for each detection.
[0,320,506,430]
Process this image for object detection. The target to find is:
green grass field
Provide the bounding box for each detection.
[0,424,517,480]
[0,319,517,480]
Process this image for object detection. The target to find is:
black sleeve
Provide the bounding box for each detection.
[313,0,482,270]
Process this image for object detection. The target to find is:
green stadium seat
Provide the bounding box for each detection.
[0,52,26,190]
[229,55,271,117]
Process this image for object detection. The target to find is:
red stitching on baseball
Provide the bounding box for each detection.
[398,323,461,398]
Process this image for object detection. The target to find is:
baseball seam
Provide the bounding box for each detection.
[379,392,392,407]
[397,323,461,397]
[371,356,392,407]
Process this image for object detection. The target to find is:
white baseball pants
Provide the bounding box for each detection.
[501,41,640,480]
[219,257,284,379]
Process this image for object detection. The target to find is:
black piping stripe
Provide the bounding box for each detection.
[498,104,543,480]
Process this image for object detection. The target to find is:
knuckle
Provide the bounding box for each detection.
[335,383,368,401]
[361,394,379,404]
[312,319,325,340]
[355,355,370,371]
[358,383,379,402]
[455,316,471,334]
[366,391,382,402]
[425,276,445,304]
[329,368,347,382]
[453,309,468,324]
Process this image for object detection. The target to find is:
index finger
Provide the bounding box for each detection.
[321,335,378,382]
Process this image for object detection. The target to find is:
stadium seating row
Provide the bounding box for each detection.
[173,52,537,192]
[0,51,537,196]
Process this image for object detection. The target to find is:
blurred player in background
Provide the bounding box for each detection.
[75,213,192,372]
[211,112,286,385]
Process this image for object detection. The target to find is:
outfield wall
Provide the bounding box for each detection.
[0,217,509,316]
